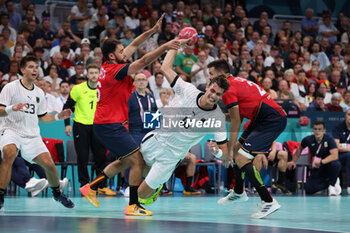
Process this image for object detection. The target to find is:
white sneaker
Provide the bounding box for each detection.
[251,199,281,219]
[347,187,350,195]
[217,190,248,206]
[334,178,342,196]
[59,178,69,193]
[328,185,337,196]
[25,178,48,194]
[30,179,49,197]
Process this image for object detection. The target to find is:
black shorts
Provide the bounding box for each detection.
[93,123,139,160]
[239,102,287,158]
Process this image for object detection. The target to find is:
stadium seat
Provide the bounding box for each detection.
[62,140,95,196]
[296,154,311,193]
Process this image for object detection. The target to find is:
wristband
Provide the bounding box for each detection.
[213,148,223,158]
[54,114,60,121]
[320,160,323,166]
[5,105,14,114]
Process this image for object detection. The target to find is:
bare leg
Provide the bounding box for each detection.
[33,152,59,187]
[0,144,18,189]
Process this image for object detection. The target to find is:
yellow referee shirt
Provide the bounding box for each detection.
[70,82,97,125]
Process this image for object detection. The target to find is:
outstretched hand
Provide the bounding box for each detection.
[58,109,72,120]
[151,13,165,33]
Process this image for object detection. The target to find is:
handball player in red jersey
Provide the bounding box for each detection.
[208,60,286,219]
[80,14,181,216]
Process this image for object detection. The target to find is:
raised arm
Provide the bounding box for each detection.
[160,49,178,85]
[127,39,180,75]
[124,14,164,59]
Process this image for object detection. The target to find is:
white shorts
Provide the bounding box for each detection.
[0,129,49,163]
[140,135,183,189]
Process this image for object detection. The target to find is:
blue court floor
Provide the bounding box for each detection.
[1,194,349,233]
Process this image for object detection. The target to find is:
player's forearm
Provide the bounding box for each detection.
[0,106,8,117]
[124,28,155,59]
[322,149,338,164]
[141,43,168,67]
[161,49,178,84]
[39,113,57,123]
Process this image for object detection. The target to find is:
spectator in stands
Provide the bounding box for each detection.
[44,63,62,94]
[38,18,55,50]
[0,13,16,43]
[124,7,139,31]
[341,91,350,112]
[310,42,330,70]
[326,92,343,112]
[325,55,340,75]
[155,88,171,108]
[288,121,341,195]
[5,1,21,30]
[174,45,197,82]
[291,70,309,110]
[51,52,69,81]
[0,43,9,76]
[330,70,346,93]
[332,109,350,195]
[316,82,332,104]
[262,77,278,99]
[307,92,328,112]
[318,12,339,44]
[157,22,175,46]
[60,21,82,45]
[68,58,85,85]
[190,50,209,88]
[26,19,41,48]
[264,45,278,67]
[37,79,61,112]
[277,79,293,98]
[320,38,332,57]
[284,50,298,70]
[14,0,30,17]
[204,25,215,45]
[56,80,70,111]
[306,83,316,104]
[1,60,19,81]
[150,72,166,100]
[92,4,108,43]
[301,8,319,37]
[253,11,269,32]
[50,35,75,61]
[107,9,125,39]
[90,0,103,16]
[70,0,91,35]
[17,8,38,33]
[207,7,221,26]
[107,0,119,19]
[247,31,259,52]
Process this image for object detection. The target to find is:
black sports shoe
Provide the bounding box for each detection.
[53,193,75,208]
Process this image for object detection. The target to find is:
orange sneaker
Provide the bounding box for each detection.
[183,186,201,195]
[98,187,117,196]
[124,203,153,216]
[79,184,99,208]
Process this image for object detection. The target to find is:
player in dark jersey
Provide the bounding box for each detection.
[79,15,181,216]
[208,60,286,219]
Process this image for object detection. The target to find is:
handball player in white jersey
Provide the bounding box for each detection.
[137,41,232,205]
[0,56,74,210]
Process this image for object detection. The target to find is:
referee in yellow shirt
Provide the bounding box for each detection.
[63,64,115,195]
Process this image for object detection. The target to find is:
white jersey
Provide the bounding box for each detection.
[0,80,47,138]
[151,77,227,159]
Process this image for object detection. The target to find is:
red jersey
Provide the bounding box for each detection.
[94,62,133,124]
[222,76,285,120]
